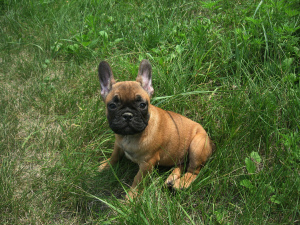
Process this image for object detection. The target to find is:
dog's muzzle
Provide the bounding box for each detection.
[108,110,149,135]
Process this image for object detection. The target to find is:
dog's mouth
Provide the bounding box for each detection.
[110,121,148,135]
[109,114,148,135]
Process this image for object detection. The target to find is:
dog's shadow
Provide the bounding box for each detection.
[95,159,134,187]
[79,157,200,214]
[71,158,137,214]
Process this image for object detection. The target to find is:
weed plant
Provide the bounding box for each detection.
[0,0,299,224]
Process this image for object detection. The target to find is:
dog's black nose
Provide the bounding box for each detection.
[122,112,133,121]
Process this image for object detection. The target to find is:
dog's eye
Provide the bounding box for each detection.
[139,103,147,109]
[108,103,117,110]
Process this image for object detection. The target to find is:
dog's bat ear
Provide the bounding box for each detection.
[98,61,116,100]
[136,59,154,96]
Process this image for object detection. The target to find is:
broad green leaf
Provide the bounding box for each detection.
[283,58,294,69]
[245,157,256,173]
[270,195,281,204]
[99,31,108,40]
[175,45,184,54]
[250,151,262,163]
[240,179,254,189]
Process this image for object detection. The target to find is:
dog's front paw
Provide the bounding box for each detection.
[98,160,110,172]
[125,189,139,201]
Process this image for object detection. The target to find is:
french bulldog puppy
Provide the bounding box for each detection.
[98,60,214,198]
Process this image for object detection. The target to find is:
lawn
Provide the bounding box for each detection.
[0,0,299,224]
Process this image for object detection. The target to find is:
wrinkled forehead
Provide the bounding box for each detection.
[106,81,149,103]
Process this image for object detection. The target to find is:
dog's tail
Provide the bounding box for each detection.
[209,138,216,153]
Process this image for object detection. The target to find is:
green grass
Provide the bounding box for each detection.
[1,0,299,224]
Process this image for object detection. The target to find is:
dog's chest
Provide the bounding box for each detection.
[118,136,142,163]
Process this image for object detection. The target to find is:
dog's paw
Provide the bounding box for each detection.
[165,174,180,188]
[125,189,138,201]
[172,179,187,190]
[165,178,176,187]
[172,173,197,189]
[98,161,110,172]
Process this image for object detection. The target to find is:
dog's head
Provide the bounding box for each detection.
[98,60,154,135]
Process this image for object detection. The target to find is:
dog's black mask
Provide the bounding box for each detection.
[106,95,150,135]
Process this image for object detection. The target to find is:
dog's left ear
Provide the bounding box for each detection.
[136,59,154,97]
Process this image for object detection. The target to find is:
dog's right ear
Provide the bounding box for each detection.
[98,61,116,100]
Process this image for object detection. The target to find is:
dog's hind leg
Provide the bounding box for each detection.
[172,133,213,189]
[165,164,184,187]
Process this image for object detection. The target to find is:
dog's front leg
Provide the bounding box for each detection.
[99,143,124,172]
[127,155,159,199]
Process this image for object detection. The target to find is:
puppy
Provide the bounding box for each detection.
[98,60,214,198]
